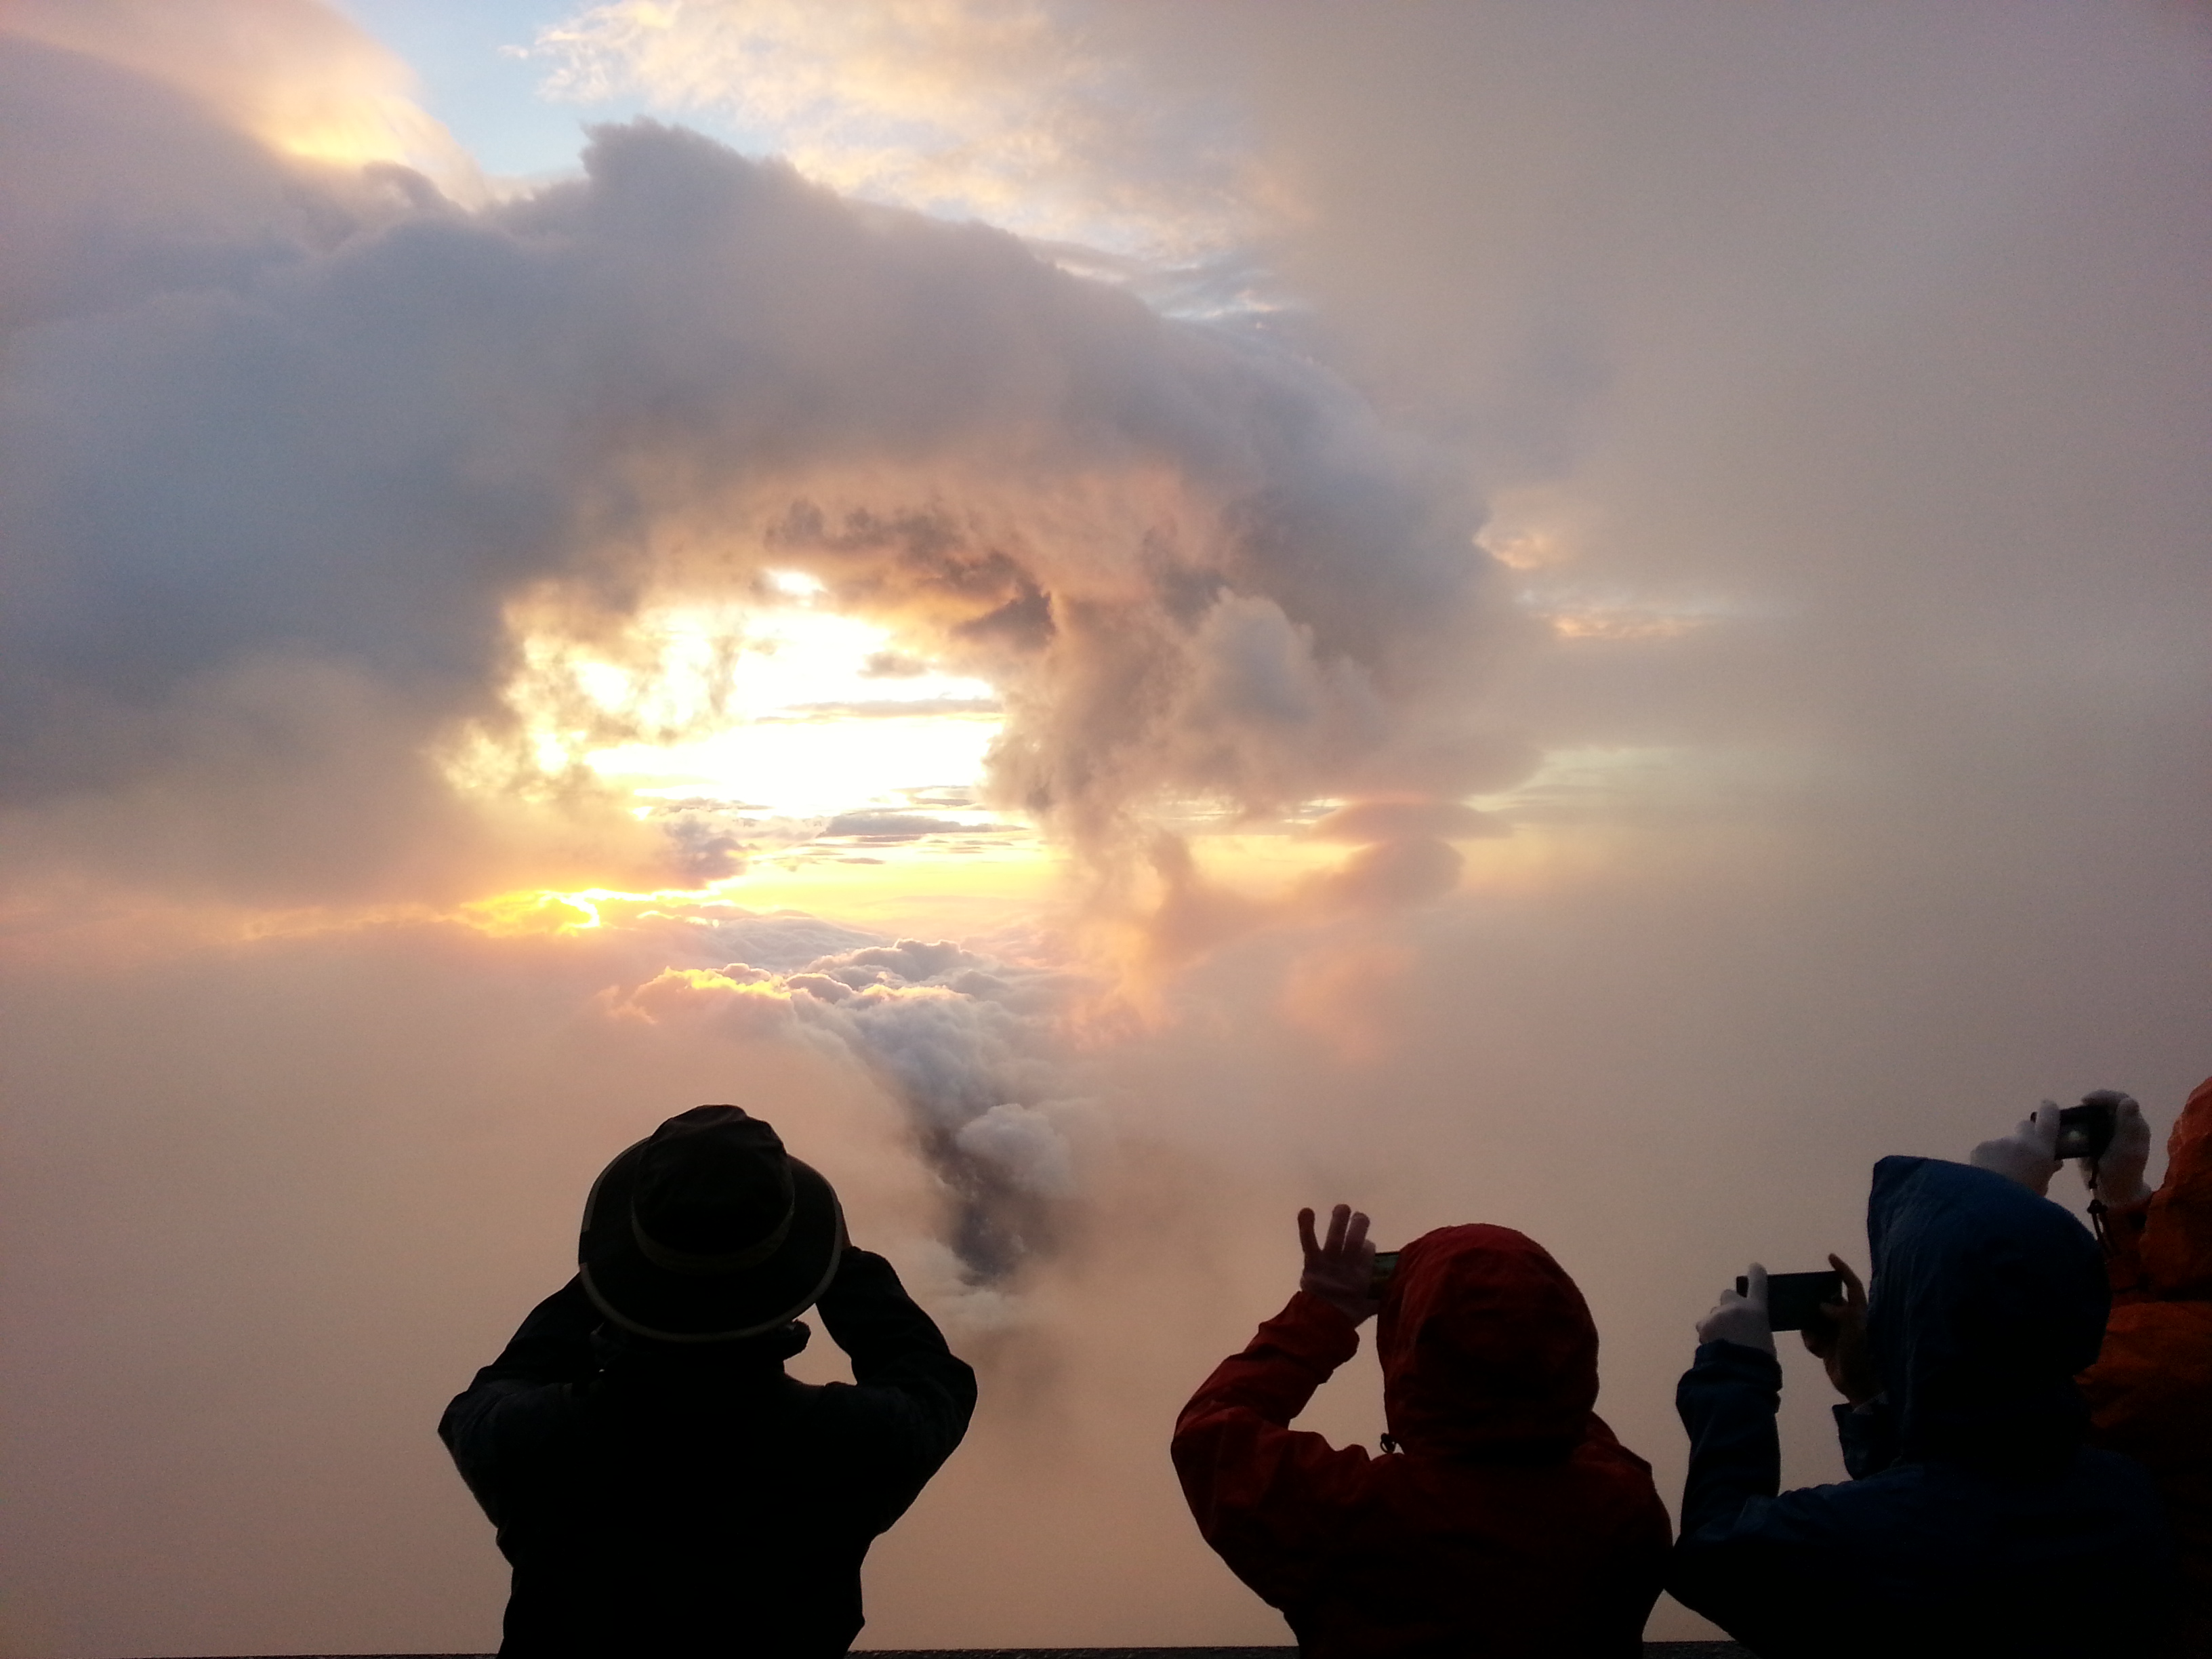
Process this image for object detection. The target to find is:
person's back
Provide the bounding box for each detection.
[1671,1156,2175,1658]
[2076,1078,2212,1654]
[440,1106,977,1657]
[1172,1207,1671,1658]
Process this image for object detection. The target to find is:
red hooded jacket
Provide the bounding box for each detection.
[2082,1075,2212,1654]
[1171,1225,1670,1658]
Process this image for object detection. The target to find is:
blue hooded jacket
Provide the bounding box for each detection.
[1670,1157,2175,1658]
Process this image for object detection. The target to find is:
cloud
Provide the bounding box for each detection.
[529,0,1261,258]
[3,0,480,197]
[1305,798,1508,844]
[5,5,2209,1655]
[0,27,1500,905]
[819,811,978,839]
[614,916,1089,1279]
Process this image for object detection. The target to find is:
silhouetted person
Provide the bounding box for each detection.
[440,1106,976,1658]
[1973,1084,2212,1656]
[1673,1156,2175,1658]
[1172,1204,1671,1658]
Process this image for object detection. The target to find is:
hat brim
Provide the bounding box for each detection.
[579,1143,844,1342]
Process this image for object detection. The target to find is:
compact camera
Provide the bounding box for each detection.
[1370,1250,1401,1296]
[1736,1269,1844,1332]
[2053,1096,2119,1162]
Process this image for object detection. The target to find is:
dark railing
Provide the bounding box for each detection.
[134,1647,1751,1658]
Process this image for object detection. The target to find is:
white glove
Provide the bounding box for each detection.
[1697,1263,1776,1356]
[2079,1090,2153,1210]
[1969,1107,2061,1195]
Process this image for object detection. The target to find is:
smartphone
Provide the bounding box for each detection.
[2055,1099,2117,1162]
[1738,1269,1844,1332]
[1370,1250,1401,1296]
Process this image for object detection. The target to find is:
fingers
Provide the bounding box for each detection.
[2113,1097,2150,1155]
[1828,1252,1867,1309]
[1303,1204,1372,1261]
[1745,1262,1769,1311]
[2026,1106,2060,1160]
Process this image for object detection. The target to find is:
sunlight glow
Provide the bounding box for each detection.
[573,589,1004,819]
[470,583,1040,889]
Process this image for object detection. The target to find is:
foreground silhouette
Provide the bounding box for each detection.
[1973,1082,2212,1656]
[1674,1156,2175,1658]
[1173,1205,1670,1657]
[441,1107,975,1658]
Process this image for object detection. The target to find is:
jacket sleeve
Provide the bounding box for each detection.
[1675,1338,1783,1540]
[811,1247,977,1494]
[437,1277,602,1524]
[1669,1339,1826,1645]
[1169,1291,1374,1609]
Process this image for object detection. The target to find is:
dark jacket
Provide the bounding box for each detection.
[1671,1156,2177,1658]
[1172,1225,1672,1658]
[440,1248,976,1658]
[2083,1073,2212,1654]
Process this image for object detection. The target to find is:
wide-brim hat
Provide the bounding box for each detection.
[579,1105,844,1343]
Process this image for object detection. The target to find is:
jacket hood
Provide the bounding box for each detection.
[2141,1074,2212,1299]
[1865,1156,2106,1469]
[1377,1224,1599,1460]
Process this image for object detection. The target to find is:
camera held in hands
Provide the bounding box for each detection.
[2054,1096,2118,1162]
[1370,1250,1401,1297]
[1738,1270,1844,1333]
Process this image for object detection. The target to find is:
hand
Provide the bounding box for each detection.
[2078,1091,2152,1210]
[1800,1253,1877,1406]
[1697,1263,1776,1357]
[1298,1204,1380,1326]
[1969,1105,2061,1195]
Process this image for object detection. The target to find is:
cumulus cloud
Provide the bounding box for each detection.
[3,0,480,197]
[614,917,1088,1278]
[529,0,1261,258]
[5,5,2210,1654]
[0,16,1499,907]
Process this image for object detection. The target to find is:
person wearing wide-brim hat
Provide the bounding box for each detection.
[441,1106,977,1658]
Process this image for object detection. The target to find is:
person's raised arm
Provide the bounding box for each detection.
[812,1245,977,1479]
[1170,1204,1380,1605]
[1970,1105,2063,1195]
[438,1277,604,1519]
[1179,1204,1376,1437]
[1677,1265,1784,1540]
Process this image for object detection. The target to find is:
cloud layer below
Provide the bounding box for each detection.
[3,1,2209,1653]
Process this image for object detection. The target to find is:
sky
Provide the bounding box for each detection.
[1,2,2209,1653]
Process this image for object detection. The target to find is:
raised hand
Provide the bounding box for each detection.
[2079,1092,2153,1210]
[1969,1107,2062,1195]
[1696,1263,1776,1356]
[1801,1253,1877,1406]
[1298,1203,1380,1326]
